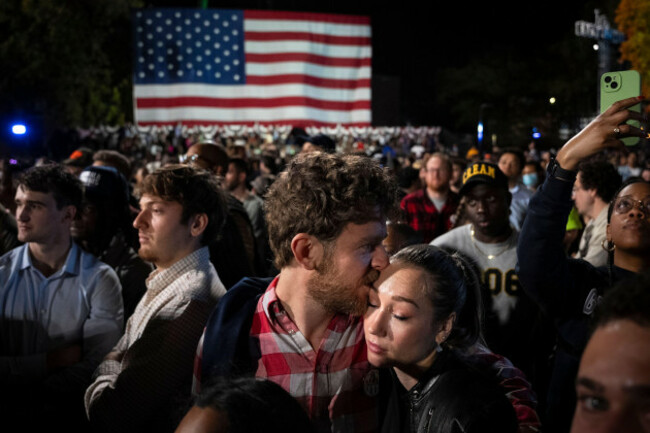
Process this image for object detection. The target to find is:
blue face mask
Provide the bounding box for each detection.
[522,173,538,187]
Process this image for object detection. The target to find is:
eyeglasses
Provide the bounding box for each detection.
[179,153,200,164]
[613,195,650,214]
[179,153,216,167]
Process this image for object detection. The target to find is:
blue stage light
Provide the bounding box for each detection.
[11,124,27,135]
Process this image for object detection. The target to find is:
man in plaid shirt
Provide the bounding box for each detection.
[198,151,400,433]
[197,151,541,433]
[400,153,459,243]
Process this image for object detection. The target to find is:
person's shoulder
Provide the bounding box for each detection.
[514,183,534,199]
[180,261,227,300]
[246,192,264,205]
[227,194,248,213]
[78,244,119,275]
[203,278,271,350]
[228,277,272,299]
[0,244,24,282]
[431,224,470,246]
[0,243,23,264]
[401,189,424,204]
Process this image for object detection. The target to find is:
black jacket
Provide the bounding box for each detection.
[379,350,517,433]
[200,276,270,385]
[516,169,635,432]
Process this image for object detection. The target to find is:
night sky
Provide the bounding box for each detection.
[183,1,615,126]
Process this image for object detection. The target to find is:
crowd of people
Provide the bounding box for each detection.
[0,96,649,433]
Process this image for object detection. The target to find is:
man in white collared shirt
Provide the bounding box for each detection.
[85,164,228,433]
[0,163,124,431]
[573,159,622,267]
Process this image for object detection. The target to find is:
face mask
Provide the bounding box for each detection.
[522,173,538,187]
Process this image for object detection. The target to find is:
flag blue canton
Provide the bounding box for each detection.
[133,9,245,85]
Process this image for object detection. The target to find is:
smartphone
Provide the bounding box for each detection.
[600,70,642,146]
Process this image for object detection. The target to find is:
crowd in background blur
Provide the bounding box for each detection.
[0,117,649,433]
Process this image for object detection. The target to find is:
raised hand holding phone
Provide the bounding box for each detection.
[600,70,642,146]
[557,95,646,171]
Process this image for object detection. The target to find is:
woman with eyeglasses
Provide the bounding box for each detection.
[517,95,650,433]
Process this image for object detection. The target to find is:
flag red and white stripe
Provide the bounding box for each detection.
[133,9,371,127]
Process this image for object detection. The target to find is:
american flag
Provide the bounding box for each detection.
[132,9,371,127]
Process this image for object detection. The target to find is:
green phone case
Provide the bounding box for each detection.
[600,70,642,146]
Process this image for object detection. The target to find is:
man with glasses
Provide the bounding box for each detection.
[572,159,622,267]
[400,152,458,243]
[517,96,650,433]
[180,139,263,287]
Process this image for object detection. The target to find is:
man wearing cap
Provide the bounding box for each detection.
[431,161,553,401]
[0,164,123,430]
[73,165,153,321]
[62,147,95,177]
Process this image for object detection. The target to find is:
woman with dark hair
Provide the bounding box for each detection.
[517,95,650,432]
[365,244,518,433]
[175,376,315,433]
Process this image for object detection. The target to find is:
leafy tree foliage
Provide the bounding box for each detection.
[434,34,598,151]
[0,0,142,128]
[615,0,650,99]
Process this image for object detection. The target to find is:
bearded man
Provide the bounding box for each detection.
[196,152,400,433]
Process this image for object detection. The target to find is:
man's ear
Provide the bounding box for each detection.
[587,188,599,200]
[291,233,323,270]
[189,213,209,238]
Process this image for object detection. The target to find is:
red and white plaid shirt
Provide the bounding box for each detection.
[400,189,459,243]
[252,277,379,433]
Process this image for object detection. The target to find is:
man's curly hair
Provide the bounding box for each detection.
[578,158,622,203]
[264,152,400,268]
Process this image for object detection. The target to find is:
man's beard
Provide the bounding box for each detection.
[307,259,380,316]
[137,245,159,265]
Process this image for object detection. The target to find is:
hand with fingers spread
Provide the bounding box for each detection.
[556,96,647,171]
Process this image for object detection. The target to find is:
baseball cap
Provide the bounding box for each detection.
[63,147,94,168]
[79,165,129,208]
[458,161,509,197]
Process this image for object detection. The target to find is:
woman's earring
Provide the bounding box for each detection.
[601,239,616,252]
[435,337,446,353]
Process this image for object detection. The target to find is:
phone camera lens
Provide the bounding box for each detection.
[611,81,619,89]
[605,76,612,83]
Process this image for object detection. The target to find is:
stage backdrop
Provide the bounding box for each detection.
[133,8,371,127]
